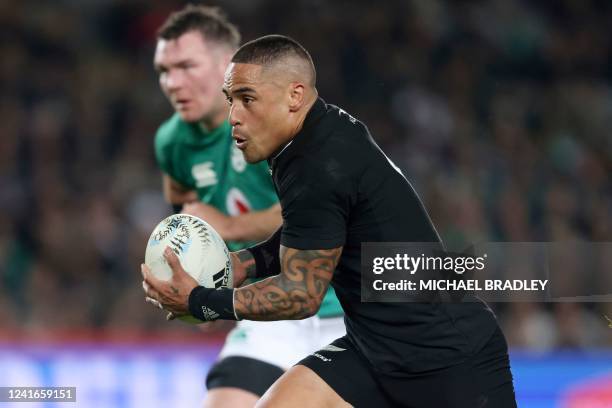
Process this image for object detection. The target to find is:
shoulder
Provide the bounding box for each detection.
[155,113,190,148]
[317,103,372,153]
[308,110,371,175]
[280,133,358,204]
[278,102,374,191]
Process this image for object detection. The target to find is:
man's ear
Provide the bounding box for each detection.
[288,82,305,112]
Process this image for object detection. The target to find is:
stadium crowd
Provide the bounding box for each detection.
[0,0,610,348]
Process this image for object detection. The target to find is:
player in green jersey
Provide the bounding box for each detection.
[152,6,344,407]
[155,116,279,251]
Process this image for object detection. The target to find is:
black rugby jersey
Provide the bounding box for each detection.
[269,98,498,375]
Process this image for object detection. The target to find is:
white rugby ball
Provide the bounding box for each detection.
[144,214,233,323]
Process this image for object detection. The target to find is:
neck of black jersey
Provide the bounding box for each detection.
[268,97,327,172]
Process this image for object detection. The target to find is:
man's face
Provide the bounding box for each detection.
[154,31,227,123]
[223,63,291,163]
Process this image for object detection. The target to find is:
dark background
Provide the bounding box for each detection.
[0,0,610,351]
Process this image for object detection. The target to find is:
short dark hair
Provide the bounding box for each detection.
[157,4,240,50]
[232,35,316,85]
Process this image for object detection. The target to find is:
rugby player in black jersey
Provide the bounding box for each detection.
[142,34,517,407]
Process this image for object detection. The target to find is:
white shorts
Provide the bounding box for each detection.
[217,316,346,370]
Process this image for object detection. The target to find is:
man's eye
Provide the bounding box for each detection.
[226,96,233,105]
[243,96,254,105]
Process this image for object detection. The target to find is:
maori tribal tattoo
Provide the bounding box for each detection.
[234,246,342,320]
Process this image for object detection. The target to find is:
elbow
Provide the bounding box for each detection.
[298,297,322,320]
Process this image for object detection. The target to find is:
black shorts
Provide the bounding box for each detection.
[297,326,517,408]
[206,356,285,397]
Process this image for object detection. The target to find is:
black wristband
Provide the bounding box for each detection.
[246,227,282,278]
[188,286,238,321]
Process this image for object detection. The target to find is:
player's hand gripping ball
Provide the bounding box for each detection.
[144,214,233,323]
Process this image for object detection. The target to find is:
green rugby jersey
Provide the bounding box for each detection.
[154,113,343,318]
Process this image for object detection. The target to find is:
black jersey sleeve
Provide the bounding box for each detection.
[280,162,351,250]
[246,227,282,278]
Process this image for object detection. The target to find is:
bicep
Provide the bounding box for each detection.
[281,185,349,250]
[279,161,353,249]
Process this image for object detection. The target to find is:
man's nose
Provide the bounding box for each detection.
[164,70,183,92]
[229,104,241,126]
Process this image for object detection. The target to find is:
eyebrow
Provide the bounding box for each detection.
[223,86,256,96]
[155,58,194,71]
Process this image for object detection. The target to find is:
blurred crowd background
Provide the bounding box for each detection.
[0,0,610,351]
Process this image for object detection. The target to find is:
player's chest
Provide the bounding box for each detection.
[184,143,247,189]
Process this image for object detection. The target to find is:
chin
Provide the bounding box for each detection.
[177,109,203,124]
[243,150,266,164]
[178,112,193,122]
[183,115,201,124]
[243,154,260,164]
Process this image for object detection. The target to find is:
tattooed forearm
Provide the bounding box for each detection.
[234,246,342,321]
